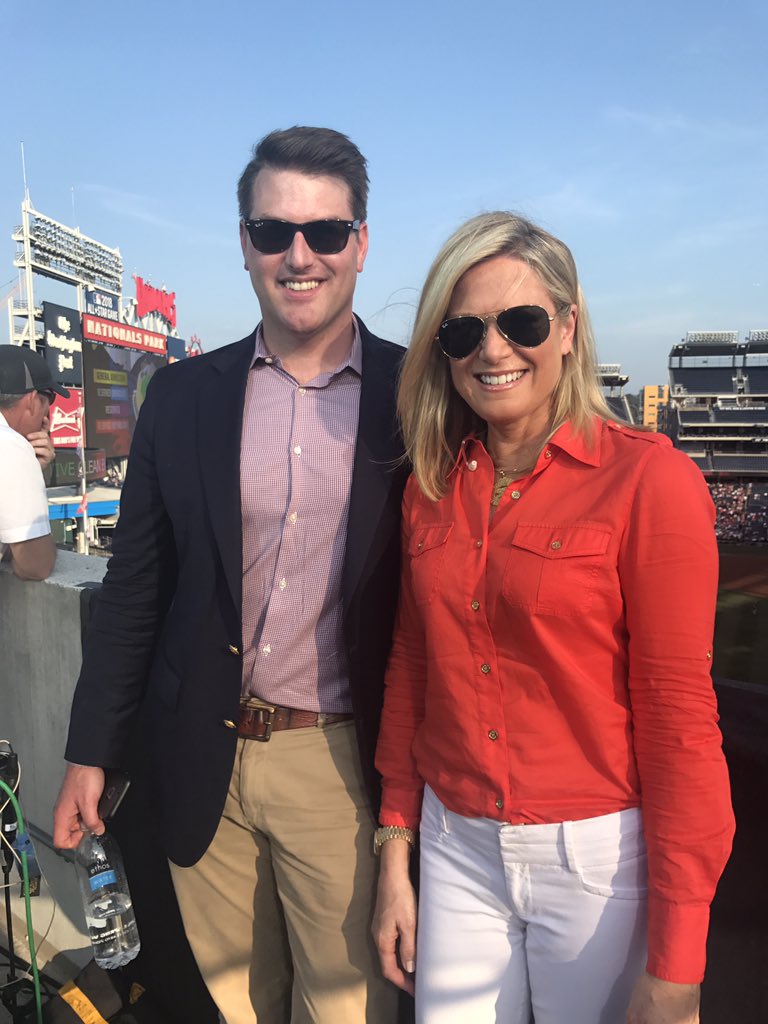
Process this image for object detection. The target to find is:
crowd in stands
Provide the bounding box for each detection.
[708,481,768,544]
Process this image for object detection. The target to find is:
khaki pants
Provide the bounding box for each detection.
[169,721,396,1024]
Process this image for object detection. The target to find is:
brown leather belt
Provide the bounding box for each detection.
[237,698,353,742]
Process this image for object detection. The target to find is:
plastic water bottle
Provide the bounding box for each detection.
[75,830,140,969]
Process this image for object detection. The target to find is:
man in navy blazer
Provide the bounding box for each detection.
[54,127,407,1024]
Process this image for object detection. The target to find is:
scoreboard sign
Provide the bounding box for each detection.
[82,313,166,355]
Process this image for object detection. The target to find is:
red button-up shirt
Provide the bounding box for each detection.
[376,417,734,983]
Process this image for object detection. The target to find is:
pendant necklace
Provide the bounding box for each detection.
[491,464,535,507]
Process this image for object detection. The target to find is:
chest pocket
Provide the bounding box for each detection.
[502,522,611,616]
[407,523,454,606]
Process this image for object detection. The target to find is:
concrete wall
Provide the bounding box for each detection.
[0,551,107,978]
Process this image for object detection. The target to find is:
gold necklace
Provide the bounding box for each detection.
[490,465,534,507]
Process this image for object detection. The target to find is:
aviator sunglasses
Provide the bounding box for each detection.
[243,218,361,255]
[437,305,556,360]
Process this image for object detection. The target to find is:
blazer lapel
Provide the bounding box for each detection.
[197,334,254,620]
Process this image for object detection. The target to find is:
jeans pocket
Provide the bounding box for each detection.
[420,785,450,845]
[570,822,649,900]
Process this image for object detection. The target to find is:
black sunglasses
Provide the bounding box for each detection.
[243,218,361,255]
[437,305,556,360]
[37,388,57,405]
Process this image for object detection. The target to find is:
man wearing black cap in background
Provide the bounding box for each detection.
[0,345,66,580]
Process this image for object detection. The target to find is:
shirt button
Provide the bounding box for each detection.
[488,729,498,740]
[511,490,521,500]
[544,449,552,459]
[262,644,271,655]
[467,459,478,471]
[475,540,483,548]
[480,663,491,674]
[278,578,287,591]
[264,356,274,364]
[551,540,562,550]
[495,798,504,810]
[293,445,302,456]
[706,649,712,660]
[288,511,297,523]
[471,600,480,611]
[298,387,306,395]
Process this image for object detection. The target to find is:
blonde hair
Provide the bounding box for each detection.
[398,211,615,500]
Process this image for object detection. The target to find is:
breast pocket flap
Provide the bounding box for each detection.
[408,523,453,557]
[512,523,611,560]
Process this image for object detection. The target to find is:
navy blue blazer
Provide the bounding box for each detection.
[66,318,408,866]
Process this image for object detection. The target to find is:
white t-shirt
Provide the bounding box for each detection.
[0,409,51,560]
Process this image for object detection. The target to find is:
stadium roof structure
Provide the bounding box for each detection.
[597,363,629,388]
[669,331,768,477]
[685,331,739,345]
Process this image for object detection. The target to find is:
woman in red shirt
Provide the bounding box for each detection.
[372,212,734,1024]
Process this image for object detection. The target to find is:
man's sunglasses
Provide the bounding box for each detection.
[437,305,556,360]
[243,218,361,255]
[36,388,57,405]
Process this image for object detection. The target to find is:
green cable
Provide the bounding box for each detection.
[0,778,43,1024]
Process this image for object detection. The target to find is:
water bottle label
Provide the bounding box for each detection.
[88,869,117,891]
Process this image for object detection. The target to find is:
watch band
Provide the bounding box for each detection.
[373,825,416,855]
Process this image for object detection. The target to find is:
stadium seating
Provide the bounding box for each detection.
[711,455,768,472]
[671,368,738,394]
[745,368,768,394]
[678,409,712,423]
[713,408,768,423]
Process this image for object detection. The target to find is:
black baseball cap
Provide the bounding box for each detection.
[0,345,70,399]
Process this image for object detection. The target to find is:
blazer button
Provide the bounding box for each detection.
[222,719,237,730]
[228,644,241,656]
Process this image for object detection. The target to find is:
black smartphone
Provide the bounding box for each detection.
[97,769,131,822]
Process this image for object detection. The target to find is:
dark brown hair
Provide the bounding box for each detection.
[237,126,369,222]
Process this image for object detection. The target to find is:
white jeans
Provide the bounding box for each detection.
[416,787,648,1024]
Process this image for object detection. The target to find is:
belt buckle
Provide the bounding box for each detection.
[242,697,277,742]
[256,709,274,742]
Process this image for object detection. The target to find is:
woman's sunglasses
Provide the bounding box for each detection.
[437,305,556,360]
[243,218,361,255]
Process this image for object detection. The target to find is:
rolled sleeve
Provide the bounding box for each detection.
[619,444,735,981]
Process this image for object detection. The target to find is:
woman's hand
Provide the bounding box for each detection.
[627,972,700,1023]
[371,838,417,995]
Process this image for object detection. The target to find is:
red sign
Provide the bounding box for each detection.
[82,314,167,355]
[135,276,176,328]
[50,388,84,448]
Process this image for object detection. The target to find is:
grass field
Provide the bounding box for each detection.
[714,547,768,686]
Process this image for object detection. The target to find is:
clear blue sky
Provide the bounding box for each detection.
[3,0,766,387]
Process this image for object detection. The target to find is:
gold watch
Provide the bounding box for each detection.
[373,825,416,855]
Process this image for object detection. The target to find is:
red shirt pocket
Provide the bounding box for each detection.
[407,523,454,606]
[503,522,612,616]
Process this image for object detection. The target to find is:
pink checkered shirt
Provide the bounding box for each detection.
[239,322,362,712]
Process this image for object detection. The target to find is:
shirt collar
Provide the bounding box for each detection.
[451,416,604,475]
[546,418,603,467]
[250,319,363,377]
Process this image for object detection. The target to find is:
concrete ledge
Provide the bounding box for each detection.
[1,550,108,978]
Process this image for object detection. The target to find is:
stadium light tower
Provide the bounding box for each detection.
[9,199,123,350]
